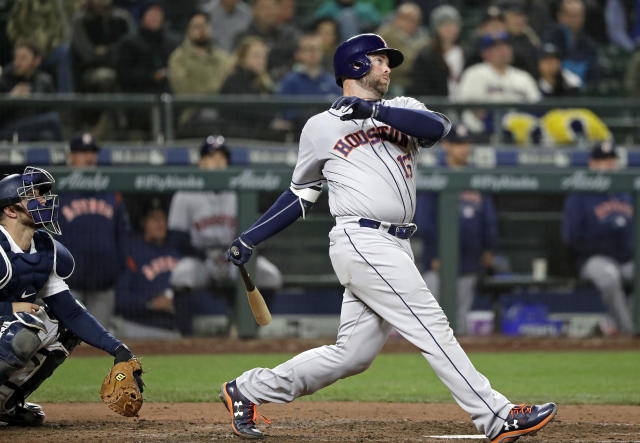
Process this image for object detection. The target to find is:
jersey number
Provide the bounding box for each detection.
[397,154,413,178]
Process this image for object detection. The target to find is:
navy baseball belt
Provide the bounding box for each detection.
[358,218,417,239]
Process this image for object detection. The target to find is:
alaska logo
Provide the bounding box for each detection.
[333,125,409,157]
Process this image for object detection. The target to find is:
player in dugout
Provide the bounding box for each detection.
[0,166,142,426]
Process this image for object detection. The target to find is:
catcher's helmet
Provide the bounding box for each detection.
[0,166,61,235]
[333,33,404,87]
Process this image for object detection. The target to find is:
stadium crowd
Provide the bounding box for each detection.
[0,0,638,141]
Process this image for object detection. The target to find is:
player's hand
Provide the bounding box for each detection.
[113,344,144,392]
[226,236,253,266]
[331,96,377,121]
[12,302,40,314]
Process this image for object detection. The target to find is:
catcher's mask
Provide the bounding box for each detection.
[0,166,61,235]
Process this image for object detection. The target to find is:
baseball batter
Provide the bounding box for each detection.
[220,34,556,443]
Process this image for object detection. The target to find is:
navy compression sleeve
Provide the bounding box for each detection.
[241,188,313,246]
[45,290,122,355]
[375,105,451,146]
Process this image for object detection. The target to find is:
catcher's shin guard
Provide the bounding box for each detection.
[1,327,79,412]
[0,314,44,386]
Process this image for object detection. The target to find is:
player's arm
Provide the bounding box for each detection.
[226,185,322,265]
[331,96,451,146]
[227,119,325,266]
[45,289,125,356]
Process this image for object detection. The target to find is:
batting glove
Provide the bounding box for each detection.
[331,96,381,121]
[226,236,253,266]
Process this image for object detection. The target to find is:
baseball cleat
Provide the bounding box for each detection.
[490,403,557,443]
[0,402,45,426]
[219,380,270,439]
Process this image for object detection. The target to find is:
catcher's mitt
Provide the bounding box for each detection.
[100,358,144,417]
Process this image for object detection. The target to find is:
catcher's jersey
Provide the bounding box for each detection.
[0,226,69,303]
[168,191,237,250]
[292,96,427,224]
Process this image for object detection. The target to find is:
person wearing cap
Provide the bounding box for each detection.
[414,124,498,335]
[562,141,634,335]
[167,136,282,336]
[499,0,540,77]
[113,197,181,338]
[537,42,582,96]
[457,30,540,134]
[57,133,132,329]
[407,4,464,98]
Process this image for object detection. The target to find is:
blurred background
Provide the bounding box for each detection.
[1,0,639,340]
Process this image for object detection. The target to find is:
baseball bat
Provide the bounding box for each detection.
[230,246,272,326]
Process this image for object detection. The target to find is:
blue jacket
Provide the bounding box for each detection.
[278,68,341,120]
[415,190,497,274]
[562,192,634,266]
[58,192,131,291]
[115,234,181,329]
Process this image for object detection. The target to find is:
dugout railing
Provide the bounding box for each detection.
[45,166,640,338]
[3,94,640,144]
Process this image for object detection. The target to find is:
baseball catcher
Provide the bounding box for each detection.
[0,166,144,425]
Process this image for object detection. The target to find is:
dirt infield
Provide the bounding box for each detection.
[72,335,640,356]
[3,402,640,442]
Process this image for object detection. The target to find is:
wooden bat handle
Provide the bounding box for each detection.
[230,246,271,325]
[238,265,255,291]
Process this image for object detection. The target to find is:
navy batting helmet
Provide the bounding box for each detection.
[333,33,404,87]
[0,166,61,235]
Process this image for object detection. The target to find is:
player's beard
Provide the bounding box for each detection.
[360,72,389,98]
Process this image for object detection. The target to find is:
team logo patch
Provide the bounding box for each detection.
[115,373,126,381]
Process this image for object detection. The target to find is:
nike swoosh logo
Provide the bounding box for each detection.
[21,290,36,299]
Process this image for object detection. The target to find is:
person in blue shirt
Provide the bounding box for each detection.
[0,166,141,426]
[275,33,342,132]
[562,141,634,334]
[58,133,131,329]
[115,197,181,338]
[414,124,498,335]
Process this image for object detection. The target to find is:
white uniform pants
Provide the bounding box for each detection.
[424,271,478,336]
[237,221,512,438]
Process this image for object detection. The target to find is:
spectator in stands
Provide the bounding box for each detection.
[521,0,553,39]
[58,133,132,329]
[414,124,498,336]
[544,0,599,86]
[464,5,507,69]
[168,11,231,127]
[278,0,296,26]
[499,0,540,77]
[201,0,252,53]
[0,39,63,142]
[314,0,381,42]
[605,0,640,52]
[0,0,14,67]
[234,0,300,82]
[313,17,339,72]
[168,136,282,335]
[221,36,272,94]
[163,0,199,33]
[275,33,341,131]
[70,0,133,93]
[407,4,464,98]
[457,31,540,134]
[116,1,180,94]
[562,141,634,335]
[115,197,181,338]
[537,42,582,96]
[7,0,76,92]
[376,2,429,94]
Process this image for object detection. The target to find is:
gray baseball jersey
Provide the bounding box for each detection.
[235,97,514,439]
[168,191,237,249]
[292,96,424,224]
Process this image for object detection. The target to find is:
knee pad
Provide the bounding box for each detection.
[0,322,42,385]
